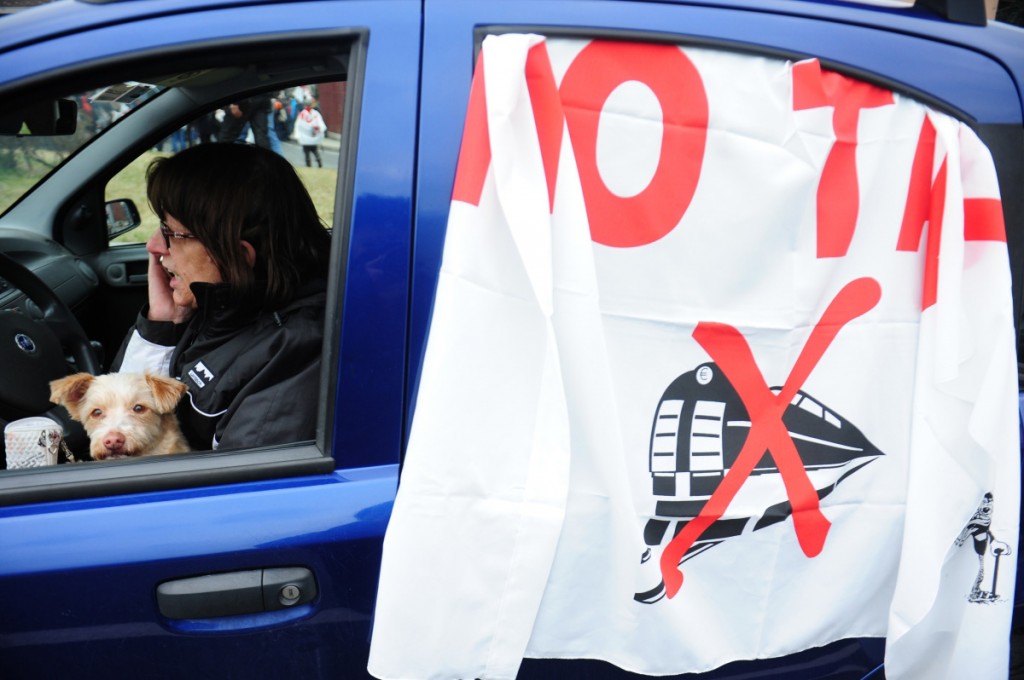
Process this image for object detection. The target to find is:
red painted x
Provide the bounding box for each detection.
[660,277,881,599]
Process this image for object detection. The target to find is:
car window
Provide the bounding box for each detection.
[107,82,342,246]
[0,34,359,500]
[0,84,162,216]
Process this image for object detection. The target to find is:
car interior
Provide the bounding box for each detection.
[0,34,356,479]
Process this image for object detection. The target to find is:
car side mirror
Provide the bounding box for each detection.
[106,199,142,239]
[0,98,78,136]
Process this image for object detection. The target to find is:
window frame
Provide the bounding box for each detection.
[0,29,369,507]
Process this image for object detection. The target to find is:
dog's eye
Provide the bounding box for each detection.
[90,409,102,418]
[133,404,147,413]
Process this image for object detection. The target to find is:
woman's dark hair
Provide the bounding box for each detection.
[147,142,331,311]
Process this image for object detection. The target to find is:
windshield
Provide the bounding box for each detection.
[0,82,163,215]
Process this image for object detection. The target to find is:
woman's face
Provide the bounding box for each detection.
[147,214,224,309]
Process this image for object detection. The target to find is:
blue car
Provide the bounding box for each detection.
[0,0,1021,678]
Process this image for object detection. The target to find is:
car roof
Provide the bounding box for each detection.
[0,0,1010,43]
[1,0,1021,112]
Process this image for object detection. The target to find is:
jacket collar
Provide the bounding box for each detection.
[189,282,262,333]
[189,278,327,331]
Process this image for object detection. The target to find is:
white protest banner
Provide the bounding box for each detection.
[369,33,1019,680]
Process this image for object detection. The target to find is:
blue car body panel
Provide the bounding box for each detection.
[0,466,396,677]
[0,0,1021,678]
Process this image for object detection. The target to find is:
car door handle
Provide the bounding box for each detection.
[156,567,317,620]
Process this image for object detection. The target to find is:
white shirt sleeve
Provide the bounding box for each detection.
[117,329,174,377]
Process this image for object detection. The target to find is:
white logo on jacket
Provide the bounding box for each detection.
[188,361,215,389]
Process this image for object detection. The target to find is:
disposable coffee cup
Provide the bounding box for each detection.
[5,417,64,469]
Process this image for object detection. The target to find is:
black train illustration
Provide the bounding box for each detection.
[637,362,884,603]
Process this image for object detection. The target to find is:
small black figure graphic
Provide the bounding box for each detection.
[955,493,1012,603]
[635,362,885,603]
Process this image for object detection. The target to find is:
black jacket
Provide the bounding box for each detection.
[113,280,326,451]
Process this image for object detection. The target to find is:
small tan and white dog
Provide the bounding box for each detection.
[49,372,191,460]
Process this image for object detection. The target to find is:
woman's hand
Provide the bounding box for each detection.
[147,251,193,324]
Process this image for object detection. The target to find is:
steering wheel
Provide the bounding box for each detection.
[0,251,100,417]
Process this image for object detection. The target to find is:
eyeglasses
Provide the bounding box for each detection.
[159,223,200,249]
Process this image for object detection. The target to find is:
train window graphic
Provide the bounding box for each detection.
[637,362,884,603]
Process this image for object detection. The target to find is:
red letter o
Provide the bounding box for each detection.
[560,41,708,248]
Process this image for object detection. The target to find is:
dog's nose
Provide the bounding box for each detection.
[104,432,126,452]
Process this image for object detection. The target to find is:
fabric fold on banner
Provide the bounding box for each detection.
[369,33,579,680]
[369,32,1018,680]
[885,115,1019,679]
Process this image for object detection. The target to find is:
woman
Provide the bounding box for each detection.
[114,143,332,451]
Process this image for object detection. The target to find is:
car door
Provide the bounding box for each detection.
[409,1,1024,677]
[0,2,418,678]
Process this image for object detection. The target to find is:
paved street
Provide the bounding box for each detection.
[280,136,340,171]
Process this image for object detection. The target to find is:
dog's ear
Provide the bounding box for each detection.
[49,373,96,420]
[145,374,187,413]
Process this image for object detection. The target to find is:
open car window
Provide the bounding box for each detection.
[106,83,341,246]
[0,32,361,503]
